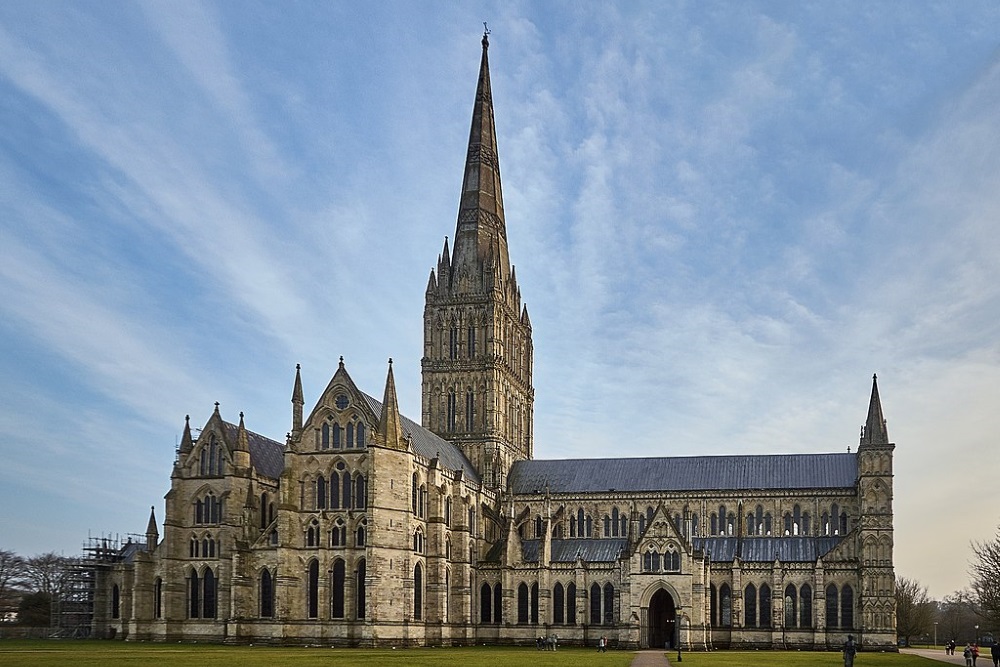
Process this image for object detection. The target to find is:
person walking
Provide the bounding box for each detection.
[843,634,858,667]
[965,643,974,667]
[989,640,999,667]
[973,643,980,666]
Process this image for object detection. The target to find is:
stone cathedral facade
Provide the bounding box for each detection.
[102,35,897,651]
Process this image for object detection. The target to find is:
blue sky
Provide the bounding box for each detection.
[1,2,998,599]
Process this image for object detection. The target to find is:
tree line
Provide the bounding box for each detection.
[896,524,1000,647]
[0,549,74,627]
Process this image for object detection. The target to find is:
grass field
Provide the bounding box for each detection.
[0,641,942,666]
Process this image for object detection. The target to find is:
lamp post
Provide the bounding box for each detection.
[675,607,682,662]
[934,622,938,647]
[975,624,979,644]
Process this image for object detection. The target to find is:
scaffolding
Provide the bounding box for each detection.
[53,534,143,638]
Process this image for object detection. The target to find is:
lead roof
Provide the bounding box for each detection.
[508,453,857,495]
[221,421,284,480]
[694,536,845,562]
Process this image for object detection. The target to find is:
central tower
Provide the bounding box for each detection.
[422,33,533,490]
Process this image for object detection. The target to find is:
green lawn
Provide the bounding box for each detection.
[0,641,942,666]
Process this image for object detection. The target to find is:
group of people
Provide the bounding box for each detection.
[596,635,608,652]
[941,638,1000,667]
[957,640,1000,667]
[534,634,558,651]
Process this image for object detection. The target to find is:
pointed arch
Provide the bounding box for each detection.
[493,582,502,624]
[188,568,200,618]
[800,583,812,628]
[413,562,423,620]
[841,584,854,629]
[307,559,319,619]
[480,582,492,623]
[784,583,797,628]
[203,567,217,619]
[260,569,273,618]
[720,583,732,627]
[331,558,346,618]
[825,583,839,628]
[518,582,529,624]
[356,558,366,619]
[744,583,757,626]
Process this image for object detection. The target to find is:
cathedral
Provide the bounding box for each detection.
[100,34,897,650]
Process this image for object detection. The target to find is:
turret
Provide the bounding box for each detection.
[291,363,304,436]
[233,411,251,472]
[860,373,889,446]
[378,358,405,450]
[145,505,158,552]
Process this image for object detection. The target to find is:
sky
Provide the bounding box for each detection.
[1,1,998,600]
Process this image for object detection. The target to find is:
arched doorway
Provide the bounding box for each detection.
[648,589,677,649]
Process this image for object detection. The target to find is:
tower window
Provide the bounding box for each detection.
[447,391,457,432]
[466,390,475,431]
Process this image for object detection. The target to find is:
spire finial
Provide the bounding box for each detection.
[860,373,889,446]
[389,357,393,366]
[483,22,490,47]
[339,356,345,368]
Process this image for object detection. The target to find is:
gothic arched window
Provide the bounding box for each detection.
[307,560,319,619]
[841,584,854,629]
[331,559,346,619]
[203,567,217,619]
[356,558,366,619]
[826,583,839,628]
[759,583,772,627]
[784,583,797,628]
[745,583,757,627]
[413,563,423,620]
[260,569,273,618]
[480,582,492,623]
[553,582,564,624]
[720,583,732,627]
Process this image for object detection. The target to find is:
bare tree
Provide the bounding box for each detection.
[0,549,27,618]
[23,553,71,599]
[970,525,1000,635]
[938,590,980,644]
[896,576,933,646]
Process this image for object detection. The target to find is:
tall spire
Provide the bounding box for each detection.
[291,363,304,434]
[452,29,509,272]
[179,414,194,455]
[378,358,405,450]
[235,411,249,452]
[860,373,889,445]
[145,505,158,551]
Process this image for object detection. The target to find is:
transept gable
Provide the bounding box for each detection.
[302,359,379,436]
[636,504,687,555]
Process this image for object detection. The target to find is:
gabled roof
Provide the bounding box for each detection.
[221,421,283,480]
[509,453,857,495]
[694,536,845,563]
[522,538,628,563]
[360,392,480,484]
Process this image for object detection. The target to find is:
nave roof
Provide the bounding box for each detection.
[509,452,857,495]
